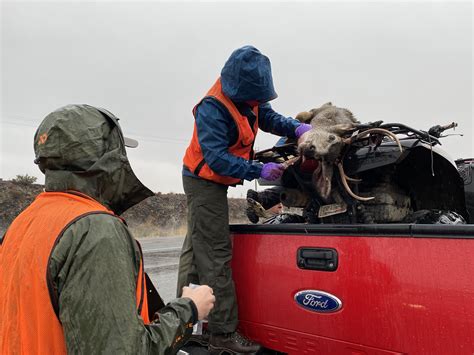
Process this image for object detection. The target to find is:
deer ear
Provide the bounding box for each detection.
[295,111,313,123]
[342,109,359,123]
[313,102,332,110]
[309,102,333,117]
[329,123,356,135]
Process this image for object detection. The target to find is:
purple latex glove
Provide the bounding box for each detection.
[260,162,285,181]
[295,123,312,138]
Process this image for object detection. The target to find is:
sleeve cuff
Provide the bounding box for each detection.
[188,299,199,325]
[289,120,301,138]
[244,162,264,181]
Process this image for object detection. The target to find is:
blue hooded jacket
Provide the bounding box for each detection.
[221,46,278,103]
[183,46,301,182]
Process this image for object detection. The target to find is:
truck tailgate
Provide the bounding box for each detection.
[231,224,474,355]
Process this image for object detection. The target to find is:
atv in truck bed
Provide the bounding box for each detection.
[229,121,473,354]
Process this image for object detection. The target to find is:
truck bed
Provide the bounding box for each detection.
[230,224,474,355]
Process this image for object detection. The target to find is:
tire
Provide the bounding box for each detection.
[403,210,466,224]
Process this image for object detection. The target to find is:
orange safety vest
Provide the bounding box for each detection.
[183,78,259,185]
[0,191,150,354]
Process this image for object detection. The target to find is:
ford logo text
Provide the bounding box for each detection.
[294,290,342,313]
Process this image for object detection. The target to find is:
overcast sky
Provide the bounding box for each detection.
[1,1,472,197]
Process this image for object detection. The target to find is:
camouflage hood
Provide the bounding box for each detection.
[34,104,154,215]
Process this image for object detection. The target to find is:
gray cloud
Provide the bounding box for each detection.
[1,1,472,197]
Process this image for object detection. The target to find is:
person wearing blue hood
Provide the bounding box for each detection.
[180,45,311,354]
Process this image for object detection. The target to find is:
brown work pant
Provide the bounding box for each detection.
[177,175,238,334]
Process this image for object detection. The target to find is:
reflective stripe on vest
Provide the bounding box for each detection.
[0,191,149,354]
[183,78,259,185]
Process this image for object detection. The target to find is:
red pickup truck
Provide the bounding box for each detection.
[229,123,473,354]
[231,223,474,355]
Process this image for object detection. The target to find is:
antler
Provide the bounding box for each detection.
[335,127,401,202]
[337,163,374,201]
[344,128,403,152]
[281,156,300,169]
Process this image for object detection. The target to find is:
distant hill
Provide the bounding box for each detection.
[0,179,247,237]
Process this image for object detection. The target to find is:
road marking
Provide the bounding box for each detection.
[143,247,181,253]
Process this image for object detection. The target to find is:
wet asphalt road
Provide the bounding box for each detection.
[140,236,213,354]
[138,236,185,303]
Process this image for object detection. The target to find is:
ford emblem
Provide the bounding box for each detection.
[294,290,342,313]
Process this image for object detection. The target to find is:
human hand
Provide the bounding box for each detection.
[295,123,312,138]
[182,285,215,321]
[260,162,285,181]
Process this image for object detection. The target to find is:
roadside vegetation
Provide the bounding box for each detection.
[0,177,247,237]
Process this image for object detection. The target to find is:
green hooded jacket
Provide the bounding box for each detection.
[33,104,196,354]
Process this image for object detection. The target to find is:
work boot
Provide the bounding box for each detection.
[246,190,260,224]
[209,331,262,354]
[246,188,283,224]
[248,188,282,211]
[245,205,260,224]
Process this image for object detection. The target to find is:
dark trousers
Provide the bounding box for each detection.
[177,176,238,334]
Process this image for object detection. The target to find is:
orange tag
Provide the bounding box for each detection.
[38,133,48,145]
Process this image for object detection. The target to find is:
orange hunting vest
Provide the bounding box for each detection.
[183,78,259,185]
[0,191,150,355]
